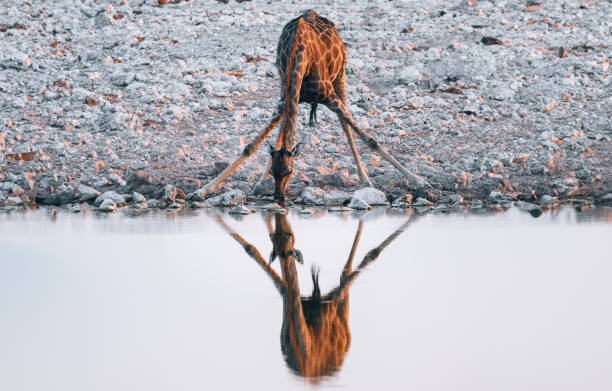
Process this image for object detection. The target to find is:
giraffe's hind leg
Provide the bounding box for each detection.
[323,93,429,188]
[331,78,373,187]
[339,120,373,187]
[308,103,318,126]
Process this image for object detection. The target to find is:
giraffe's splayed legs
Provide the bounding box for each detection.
[324,94,430,189]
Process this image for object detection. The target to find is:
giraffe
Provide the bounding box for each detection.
[198,10,429,204]
[214,212,417,378]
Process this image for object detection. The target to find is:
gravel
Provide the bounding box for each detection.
[1,0,611,212]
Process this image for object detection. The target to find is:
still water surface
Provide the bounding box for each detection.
[1,206,611,390]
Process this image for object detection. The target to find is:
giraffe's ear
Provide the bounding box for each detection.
[268,142,275,155]
[291,142,304,157]
[293,249,304,264]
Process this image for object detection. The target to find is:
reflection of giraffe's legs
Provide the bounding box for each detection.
[337,220,364,315]
[332,76,372,186]
[198,103,285,197]
[324,94,429,188]
[326,215,418,300]
[342,220,363,281]
[213,214,285,293]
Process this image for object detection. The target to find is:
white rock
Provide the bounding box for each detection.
[229,205,251,214]
[352,187,387,205]
[98,198,116,212]
[347,197,372,210]
[301,187,326,205]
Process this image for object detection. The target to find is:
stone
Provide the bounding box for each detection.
[7,196,24,206]
[301,187,326,205]
[520,202,543,218]
[263,203,286,213]
[125,169,153,185]
[488,191,513,202]
[108,173,127,187]
[77,184,101,202]
[540,195,557,206]
[347,197,372,210]
[0,182,25,196]
[413,197,433,206]
[202,189,247,207]
[163,184,178,202]
[298,208,313,214]
[132,191,146,203]
[44,185,77,205]
[471,200,484,209]
[446,194,463,205]
[323,189,351,205]
[229,205,251,214]
[94,191,127,207]
[597,193,612,204]
[147,199,164,208]
[328,206,353,212]
[352,187,387,205]
[98,198,117,212]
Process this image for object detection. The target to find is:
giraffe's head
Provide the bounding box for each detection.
[269,143,303,204]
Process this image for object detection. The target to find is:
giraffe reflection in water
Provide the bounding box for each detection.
[214,212,416,379]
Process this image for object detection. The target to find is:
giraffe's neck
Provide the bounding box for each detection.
[280,18,306,149]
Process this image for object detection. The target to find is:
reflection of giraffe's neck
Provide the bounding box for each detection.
[280,256,309,371]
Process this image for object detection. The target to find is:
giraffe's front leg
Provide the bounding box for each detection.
[191,105,284,199]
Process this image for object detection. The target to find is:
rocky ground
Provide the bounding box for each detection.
[1,0,611,213]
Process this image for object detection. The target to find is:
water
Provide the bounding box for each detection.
[1,206,611,391]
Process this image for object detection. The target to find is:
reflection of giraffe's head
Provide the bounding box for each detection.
[269,143,303,204]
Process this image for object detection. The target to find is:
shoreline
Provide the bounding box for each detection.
[1,1,610,213]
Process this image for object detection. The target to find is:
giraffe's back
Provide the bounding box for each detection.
[276,10,347,104]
